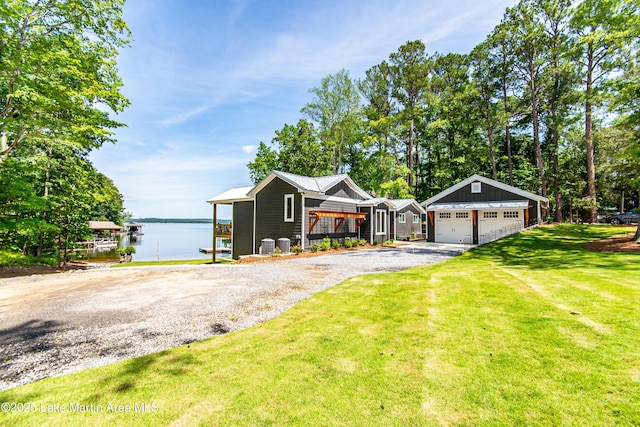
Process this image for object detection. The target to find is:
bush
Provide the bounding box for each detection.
[311,244,319,253]
[411,231,416,239]
[344,237,353,248]
[272,247,282,257]
[384,240,393,246]
[372,240,378,246]
[291,244,302,255]
[331,239,340,250]
[358,238,366,247]
[320,236,331,251]
[125,246,136,255]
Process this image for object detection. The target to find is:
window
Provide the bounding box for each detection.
[399,213,406,223]
[376,210,386,234]
[456,212,469,219]
[413,214,420,223]
[503,211,519,218]
[284,194,294,222]
[439,212,451,219]
[483,211,498,219]
[471,182,481,193]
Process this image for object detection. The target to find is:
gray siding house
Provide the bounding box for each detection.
[208,171,417,259]
[421,174,549,244]
[390,199,426,240]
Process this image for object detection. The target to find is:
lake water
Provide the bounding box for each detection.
[80,222,230,262]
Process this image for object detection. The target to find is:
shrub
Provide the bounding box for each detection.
[320,236,331,251]
[411,231,416,239]
[344,237,353,248]
[384,240,393,246]
[372,240,378,246]
[291,244,302,255]
[125,246,136,254]
[272,247,282,257]
[358,238,367,247]
[331,239,340,250]
[311,244,319,253]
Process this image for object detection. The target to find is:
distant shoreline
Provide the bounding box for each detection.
[131,218,231,224]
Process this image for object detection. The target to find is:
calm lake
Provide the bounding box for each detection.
[81,222,229,262]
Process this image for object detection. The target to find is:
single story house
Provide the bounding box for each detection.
[421,174,549,244]
[389,199,426,240]
[207,171,422,259]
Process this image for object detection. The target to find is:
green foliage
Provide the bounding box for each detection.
[124,246,136,255]
[272,247,282,257]
[310,244,320,253]
[343,237,353,248]
[358,238,367,247]
[331,239,340,250]
[291,244,302,255]
[320,236,331,251]
[372,240,378,246]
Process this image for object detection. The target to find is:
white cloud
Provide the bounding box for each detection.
[242,144,256,155]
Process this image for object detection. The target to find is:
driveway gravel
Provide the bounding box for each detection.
[0,242,465,391]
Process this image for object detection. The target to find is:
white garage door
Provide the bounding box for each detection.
[478,210,522,237]
[435,211,472,243]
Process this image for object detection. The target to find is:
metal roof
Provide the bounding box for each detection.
[207,186,253,204]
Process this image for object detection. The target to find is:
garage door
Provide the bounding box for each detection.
[435,211,472,243]
[478,210,522,237]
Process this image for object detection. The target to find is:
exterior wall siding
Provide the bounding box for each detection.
[305,197,359,247]
[324,181,365,200]
[232,201,254,259]
[254,178,302,253]
[395,206,424,239]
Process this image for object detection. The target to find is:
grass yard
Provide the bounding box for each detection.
[110,258,230,268]
[1,225,638,426]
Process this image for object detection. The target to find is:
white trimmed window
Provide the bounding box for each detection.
[471,182,481,193]
[284,194,294,222]
[413,214,420,223]
[456,212,469,219]
[376,210,386,234]
[399,213,406,223]
[439,212,451,219]
[483,211,498,219]
[503,211,519,218]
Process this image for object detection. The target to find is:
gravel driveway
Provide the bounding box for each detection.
[0,242,464,391]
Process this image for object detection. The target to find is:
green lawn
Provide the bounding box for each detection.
[110,258,230,268]
[1,225,638,426]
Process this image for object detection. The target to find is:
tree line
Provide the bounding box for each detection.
[248,0,639,227]
[0,0,130,261]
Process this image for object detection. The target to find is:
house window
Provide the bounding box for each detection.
[376,210,386,234]
[413,214,420,223]
[284,194,294,222]
[503,211,519,218]
[439,212,451,219]
[483,212,498,219]
[399,213,406,223]
[471,182,481,193]
[456,212,469,219]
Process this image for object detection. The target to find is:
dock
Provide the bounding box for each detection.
[199,247,231,254]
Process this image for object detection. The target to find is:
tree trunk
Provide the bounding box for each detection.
[502,79,514,186]
[407,113,415,188]
[488,126,497,181]
[530,74,548,215]
[585,48,598,223]
[634,223,640,243]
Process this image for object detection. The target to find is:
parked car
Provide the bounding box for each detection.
[608,212,640,225]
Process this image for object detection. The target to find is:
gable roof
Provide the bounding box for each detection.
[421,174,549,207]
[248,171,372,200]
[390,199,427,214]
[207,186,254,204]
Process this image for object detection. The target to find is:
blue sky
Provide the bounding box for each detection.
[89,0,518,219]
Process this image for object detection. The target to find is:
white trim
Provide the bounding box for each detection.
[375,209,387,235]
[301,194,306,250]
[252,198,257,255]
[427,200,530,211]
[284,194,294,222]
[399,213,406,223]
[471,182,481,193]
[413,214,420,223]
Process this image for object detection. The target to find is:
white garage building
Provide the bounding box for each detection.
[421,175,549,244]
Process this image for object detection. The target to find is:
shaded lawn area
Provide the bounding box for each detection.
[1,225,638,426]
